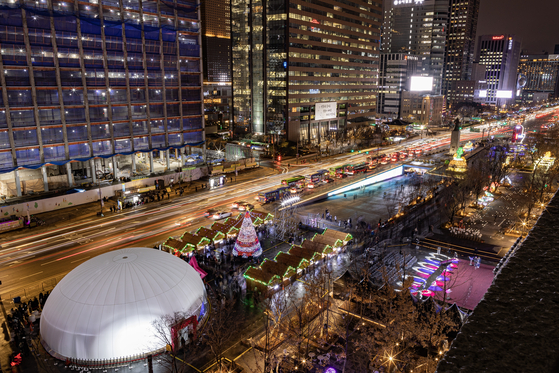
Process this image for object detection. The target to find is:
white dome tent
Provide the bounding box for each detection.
[40,247,208,362]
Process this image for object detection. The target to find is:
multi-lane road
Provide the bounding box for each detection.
[0,118,533,303]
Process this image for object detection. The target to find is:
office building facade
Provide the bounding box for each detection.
[376,53,418,120]
[476,34,521,106]
[400,91,444,125]
[232,0,382,143]
[450,62,486,105]
[201,0,232,134]
[381,0,449,95]
[442,0,480,104]
[518,54,559,99]
[0,0,204,196]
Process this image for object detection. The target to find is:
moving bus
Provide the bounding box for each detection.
[306,170,329,188]
[250,141,270,151]
[306,169,329,183]
[329,165,347,177]
[344,162,368,175]
[281,175,306,187]
[256,186,290,203]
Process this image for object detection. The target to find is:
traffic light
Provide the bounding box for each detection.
[277,155,282,161]
[358,150,361,153]
[366,151,369,154]
[351,150,354,153]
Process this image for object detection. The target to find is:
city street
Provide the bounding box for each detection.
[0,114,551,371]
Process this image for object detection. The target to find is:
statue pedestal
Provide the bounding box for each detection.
[448,156,467,173]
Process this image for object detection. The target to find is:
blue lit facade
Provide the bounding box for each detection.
[0,0,203,173]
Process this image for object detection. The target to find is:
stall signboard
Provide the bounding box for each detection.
[315,102,337,121]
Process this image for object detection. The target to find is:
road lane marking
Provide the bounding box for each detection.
[41,259,59,266]
[19,271,43,280]
[70,256,90,264]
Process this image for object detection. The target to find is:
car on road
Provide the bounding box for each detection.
[231,201,246,209]
[174,218,193,227]
[204,208,219,217]
[238,202,254,211]
[211,211,232,220]
[323,178,334,184]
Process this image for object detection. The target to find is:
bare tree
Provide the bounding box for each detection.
[439,183,462,226]
[151,311,193,373]
[467,159,490,208]
[201,299,243,372]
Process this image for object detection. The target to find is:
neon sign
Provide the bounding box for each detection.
[492,35,505,40]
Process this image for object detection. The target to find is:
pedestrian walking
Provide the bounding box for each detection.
[469,256,474,266]
[437,246,441,255]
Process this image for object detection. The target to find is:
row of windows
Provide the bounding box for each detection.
[289,42,378,58]
[288,17,380,40]
[289,62,378,72]
[289,96,375,103]
[2,68,201,88]
[0,27,200,61]
[0,103,201,127]
[0,131,204,167]
[289,51,376,65]
[291,4,379,30]
[3,88,201,108]
[289,71,374,79]
[0,126,203,150]
[289,80,376,86]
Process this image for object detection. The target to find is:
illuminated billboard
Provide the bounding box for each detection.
[496,90,513,98]
[478,90,487,98]
[328,166,403,196]
[410,76,434,92]
[315,102,337,121]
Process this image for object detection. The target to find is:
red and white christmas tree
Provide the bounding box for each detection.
[233,212,262,258]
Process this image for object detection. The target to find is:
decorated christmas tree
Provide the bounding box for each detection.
[233,212,262,258]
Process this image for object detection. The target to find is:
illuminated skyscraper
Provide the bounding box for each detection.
[442,0,480,105]
[0,0,203,197]
[376,53,418,120]
[476,34,522,106]
[201,0,232,133]
[518,54,559,101]
[381,0,449,95]
[232,0,381,143]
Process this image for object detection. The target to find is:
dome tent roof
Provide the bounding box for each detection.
[40,248,206,361]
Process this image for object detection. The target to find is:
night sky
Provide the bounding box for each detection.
[477,0,559,54]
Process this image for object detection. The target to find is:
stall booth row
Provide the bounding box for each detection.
[162,210,274,255]
[244,228,353,295]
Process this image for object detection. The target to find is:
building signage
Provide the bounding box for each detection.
[492,35,505,40]
[315,102,337,121]
[496,90,513,98]
[394,0,423,4]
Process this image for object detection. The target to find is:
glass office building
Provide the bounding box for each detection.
[232,0,381,143]
[0,0,203,196]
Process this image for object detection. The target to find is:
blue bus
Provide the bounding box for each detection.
[257,186,290,203]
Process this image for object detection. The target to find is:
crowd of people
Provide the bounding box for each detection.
[6,292,50,368]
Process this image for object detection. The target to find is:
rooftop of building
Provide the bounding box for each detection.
[436,191,559,373]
